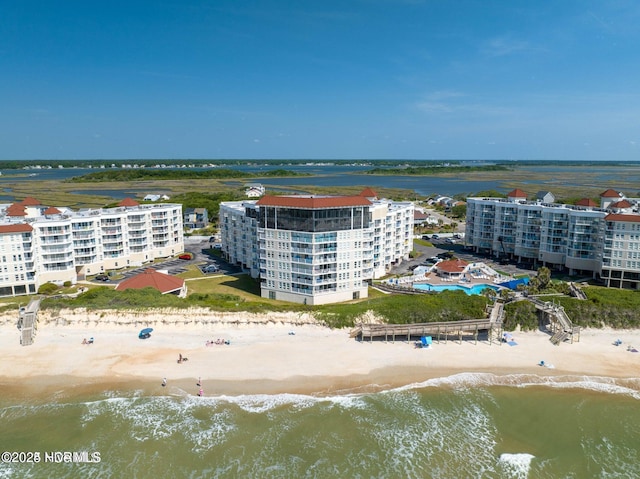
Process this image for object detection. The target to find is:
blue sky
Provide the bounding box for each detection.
[2,0,640,161]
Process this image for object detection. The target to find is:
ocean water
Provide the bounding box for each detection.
[1,374,639,479]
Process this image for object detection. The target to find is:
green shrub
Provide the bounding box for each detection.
[503,301,538,331]
[38,282,59,295]
[314,291,488,329]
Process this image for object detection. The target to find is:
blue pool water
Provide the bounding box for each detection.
[413,283,499,295]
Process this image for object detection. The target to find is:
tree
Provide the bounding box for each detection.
[536,266,551,290]
[450,204,466,218]
[500,288,515,302]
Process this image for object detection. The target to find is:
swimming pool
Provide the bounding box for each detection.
[413,283,499,295]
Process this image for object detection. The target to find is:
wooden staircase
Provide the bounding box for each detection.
[18,298,41,346]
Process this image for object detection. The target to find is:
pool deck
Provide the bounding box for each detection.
[387,271,510,291]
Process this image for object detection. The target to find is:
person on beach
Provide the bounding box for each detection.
[178,353,182,363]
[82,338,87,345]
[162,378,167,387]
[197,377,201,386]
[198,388,203,396]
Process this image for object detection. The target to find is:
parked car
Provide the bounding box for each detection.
[431,234,440,240]
[95,274,109,281]
[423,257,441,266]
[421,234,430,240]
[203,264,219,273]
[178,253,193,260]
[212,244,222,250]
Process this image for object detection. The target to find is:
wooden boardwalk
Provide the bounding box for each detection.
[18,297,41,346]
[350,296,581,347]
[350,301,505,345]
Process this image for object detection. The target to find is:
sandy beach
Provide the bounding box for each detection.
[1,308,639,399]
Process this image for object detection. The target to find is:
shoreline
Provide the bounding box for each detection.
[2,311,640,401]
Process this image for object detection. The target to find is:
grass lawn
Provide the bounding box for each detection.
[177,265,207,279]
[186,273,298,308]
[412,239,434,247]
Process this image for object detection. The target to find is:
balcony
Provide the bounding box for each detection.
[43,264,74,272]
[75,255,98,264]
[41,228,69,236]
[313,266,337,274]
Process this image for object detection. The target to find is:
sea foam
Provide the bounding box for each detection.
[498,453,535,479]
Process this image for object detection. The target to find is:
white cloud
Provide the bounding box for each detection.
[415,90,510,117]
[481,36,530,57]
[415,90,465,113]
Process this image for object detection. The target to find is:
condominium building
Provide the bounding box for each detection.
[219,189,413,304]
[465,188,640,289]
[0,197,184,297]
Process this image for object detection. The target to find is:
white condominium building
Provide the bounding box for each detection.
[602,213,640,289]
[0,197,184,297]
[466,188,640,289]
[219,189,413,305]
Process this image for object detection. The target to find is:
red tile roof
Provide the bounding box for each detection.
[575,198,598,207]
[0,223,33,234]
[359,187,378,198]
[507,188,527,198]
[43,206,62,215]
[118,198,140,207]
[436,259,469,273]
[604,214,640,223]
[256,195,371,208]
[19,196,41,206]
[115,269,185,294]
[5,204,26,216]
[609,200,632,209]
[600,189,621,198]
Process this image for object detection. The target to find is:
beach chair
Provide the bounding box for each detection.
[420,336,432,348]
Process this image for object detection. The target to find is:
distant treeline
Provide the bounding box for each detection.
[65,168,309,182]
[0,159,459,169]
[364,165,510,175]
[2,159,640,170]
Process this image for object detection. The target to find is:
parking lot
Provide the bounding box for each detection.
[91,237,240,284]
